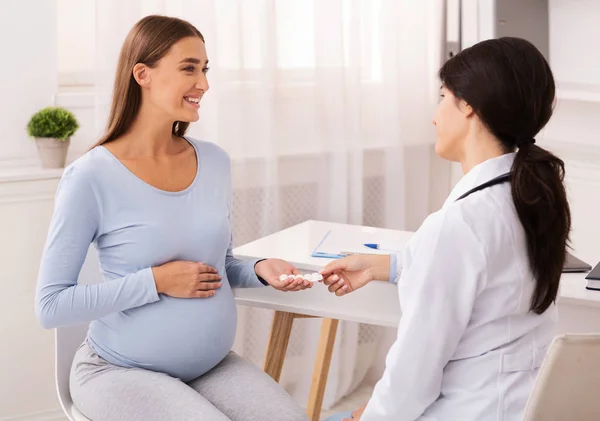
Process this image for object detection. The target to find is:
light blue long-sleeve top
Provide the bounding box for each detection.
[35,138,265,382]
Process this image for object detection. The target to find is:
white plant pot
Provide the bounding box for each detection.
[35,137,70,169]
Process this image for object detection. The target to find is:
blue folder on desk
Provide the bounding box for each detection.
[311,230,396,259]
[311,230,346,258]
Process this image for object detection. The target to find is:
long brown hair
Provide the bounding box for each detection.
[92,15,204,148]
[439,37,571,315]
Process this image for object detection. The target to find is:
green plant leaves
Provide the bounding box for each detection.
[27,107,79,140]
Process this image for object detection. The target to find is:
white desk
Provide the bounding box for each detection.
[234,220,411,327]
[232,220,598,420]
[558,271,600,309]
[233,219,599,321]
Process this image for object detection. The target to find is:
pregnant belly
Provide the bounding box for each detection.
[89,287,238,382]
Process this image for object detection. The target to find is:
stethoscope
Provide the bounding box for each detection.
[455,172,512,201]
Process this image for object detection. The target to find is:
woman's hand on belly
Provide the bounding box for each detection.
[152,261,222,298]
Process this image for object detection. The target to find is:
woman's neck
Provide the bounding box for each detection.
[460,130,506,175]
[116,102,179,158]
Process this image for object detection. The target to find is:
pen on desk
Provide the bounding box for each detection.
[364,243,401,253]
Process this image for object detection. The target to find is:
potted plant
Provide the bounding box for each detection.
[27,106,79,169]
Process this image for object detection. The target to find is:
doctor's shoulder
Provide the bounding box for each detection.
[410,203,486,256]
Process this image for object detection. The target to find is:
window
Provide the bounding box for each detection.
[57,0,95,87]
[55,1,407,160]
[57,0,383,87]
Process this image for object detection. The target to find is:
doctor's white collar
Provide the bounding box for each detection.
[443,152,516,207]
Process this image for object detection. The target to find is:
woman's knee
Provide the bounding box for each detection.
[275,408,308,421]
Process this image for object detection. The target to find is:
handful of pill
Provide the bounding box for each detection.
[279,273,323,283]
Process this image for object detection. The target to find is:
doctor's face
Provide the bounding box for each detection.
[432,86,470,161]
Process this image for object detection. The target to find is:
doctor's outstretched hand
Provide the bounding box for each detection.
[319,254,390,296]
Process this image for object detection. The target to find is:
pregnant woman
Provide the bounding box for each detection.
[35,15,310,421]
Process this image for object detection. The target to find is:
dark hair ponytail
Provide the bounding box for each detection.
[512,141,570,313]
[439,37,571,315]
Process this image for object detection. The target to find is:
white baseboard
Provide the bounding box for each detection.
[1,409,66,421]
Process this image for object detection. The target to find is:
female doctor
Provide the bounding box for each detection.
[323,37,571,421]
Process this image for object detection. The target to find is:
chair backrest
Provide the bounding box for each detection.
[523,334,600,421]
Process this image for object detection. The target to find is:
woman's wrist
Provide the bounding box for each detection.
[254,259,269,286]
[151,266,165,294]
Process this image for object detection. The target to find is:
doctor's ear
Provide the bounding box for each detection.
[459,99,475,118]
[133,63,151,87]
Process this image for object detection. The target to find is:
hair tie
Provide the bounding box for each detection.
[516,137,536,148]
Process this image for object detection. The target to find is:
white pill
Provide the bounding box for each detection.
[312,273,323,282]
[279,273,323,283]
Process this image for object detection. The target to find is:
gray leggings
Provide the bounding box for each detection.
[70,341,308,421]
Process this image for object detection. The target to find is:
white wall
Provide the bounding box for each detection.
[0,179,64,421]
[0,1,57,169]
[546,0,600,253]
[550,0,600,88]
[0,2,65,419]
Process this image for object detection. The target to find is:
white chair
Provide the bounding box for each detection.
[56,247,100,421]
[56,323,91,421]
[523,334,600,421]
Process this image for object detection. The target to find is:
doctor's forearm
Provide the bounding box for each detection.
[369,254,392,281]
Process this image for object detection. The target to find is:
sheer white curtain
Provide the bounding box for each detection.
[94,0,443,410]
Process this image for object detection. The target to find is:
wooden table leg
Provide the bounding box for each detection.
[306,318,339,421]
[263,313,340,421]
[263,311,295,382]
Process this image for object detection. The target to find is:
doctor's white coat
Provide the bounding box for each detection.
[362,153,557,421]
